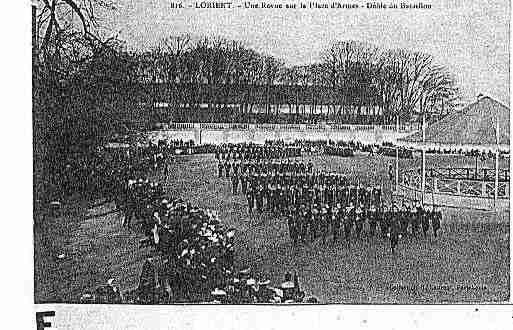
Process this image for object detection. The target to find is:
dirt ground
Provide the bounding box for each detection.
[34,153,510,303]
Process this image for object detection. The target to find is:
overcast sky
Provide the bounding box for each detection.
[101,0,510,105]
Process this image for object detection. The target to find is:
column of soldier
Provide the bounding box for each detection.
[221,154,442,254]
[215,143,302,161]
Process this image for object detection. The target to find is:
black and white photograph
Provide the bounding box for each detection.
[30,0,510,313]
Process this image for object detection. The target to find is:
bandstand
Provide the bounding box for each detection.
[396,96,510,211]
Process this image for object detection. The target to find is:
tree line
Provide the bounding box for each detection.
[136,36,460,125]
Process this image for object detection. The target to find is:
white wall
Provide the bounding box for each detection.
[148,127,416,145]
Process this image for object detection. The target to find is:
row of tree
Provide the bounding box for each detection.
[134,36,460,124]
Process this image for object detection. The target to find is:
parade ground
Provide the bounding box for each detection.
[34,153,510,303]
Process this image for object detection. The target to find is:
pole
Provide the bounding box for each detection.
[395,115,399,192]
[494,116,499,208]
[421,112,426,206]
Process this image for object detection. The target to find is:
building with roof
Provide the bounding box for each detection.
[395,95,510,210]
[398,96,509,152]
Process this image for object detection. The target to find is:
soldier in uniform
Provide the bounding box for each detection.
[432,206,441,237]
[277,184,285,215]
[374,186,382,207]
[389,216,401,254]
[224,161,231,179]
[240,173,247,195]
[287,205,298,245]
[354,204,364,239]
[339,185,348,207]
[233,161,240,177]
[232,172,239,195]
[246,186,254,214]
[255,184,264,213]
[382,205,392,239]
[307,160,313,173]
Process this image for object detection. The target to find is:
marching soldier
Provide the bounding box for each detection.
[287,205,298,245]
[233,161,240,177]
[307,160,313,173]
[255,184,264,213]
[412,202,422,237]
[240,173,248,195]
[355,204,364,239]
[232,173,239,195]
[268,183,276,212]
[224,161,231,179]
[246,186,254,214]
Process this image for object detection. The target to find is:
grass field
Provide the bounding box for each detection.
[34,153,510,303]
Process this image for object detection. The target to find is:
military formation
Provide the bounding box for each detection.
[215,142,301,161]
[281,200,442,251]
[220,155,442,253]
[324,145,355,157]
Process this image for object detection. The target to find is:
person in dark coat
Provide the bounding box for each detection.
[224,161,231,178]
[389,218,401,254]
[218,161,224,178]
[246,187,254,214]
[432,206,441,237]
[421,206,430,237]
[231,173,239,194]
[354,205,364,239]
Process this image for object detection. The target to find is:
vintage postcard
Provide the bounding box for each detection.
[30,0,510,328]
